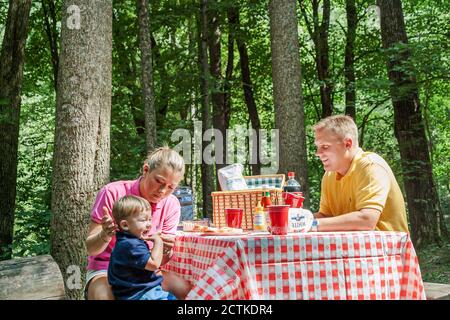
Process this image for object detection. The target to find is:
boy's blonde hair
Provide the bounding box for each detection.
[112,195,151,223]
[313,115,359,147]
[144,146,185,176]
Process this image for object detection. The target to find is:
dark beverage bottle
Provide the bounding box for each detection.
[283,172,302,193]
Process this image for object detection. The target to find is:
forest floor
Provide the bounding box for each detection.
[416,217,450,284]
[417,242,450,284]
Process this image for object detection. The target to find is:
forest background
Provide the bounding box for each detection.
[0,0,448,299]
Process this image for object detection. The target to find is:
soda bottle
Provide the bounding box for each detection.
[283,172,302,192]
[283,172,304,208]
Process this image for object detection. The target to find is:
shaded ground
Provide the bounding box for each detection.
[417,242,450,284]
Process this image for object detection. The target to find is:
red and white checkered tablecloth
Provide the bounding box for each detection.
[161,231,426,300]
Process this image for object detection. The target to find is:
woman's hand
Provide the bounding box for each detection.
[142,232,175,255]
[159,233,176,255]
[147,232,162,243]
[100,206,116,241]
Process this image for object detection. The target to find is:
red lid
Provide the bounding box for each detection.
[288,171,295,177]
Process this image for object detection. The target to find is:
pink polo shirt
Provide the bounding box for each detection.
[87,178,181,271]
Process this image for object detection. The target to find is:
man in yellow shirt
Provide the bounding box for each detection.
[311,115,409,233]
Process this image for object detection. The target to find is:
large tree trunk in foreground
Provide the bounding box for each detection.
[378,0,448,247]
[51,0,112,299]
[0,0,32,260]
[269,0,309,205]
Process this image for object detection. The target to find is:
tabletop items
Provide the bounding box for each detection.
[210,171,313,234]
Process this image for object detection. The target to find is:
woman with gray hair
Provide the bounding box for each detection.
[85,146,192,300]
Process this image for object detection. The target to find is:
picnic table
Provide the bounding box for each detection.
[162,231,426,300]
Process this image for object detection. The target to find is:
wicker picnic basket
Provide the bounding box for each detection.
[211,174,285,230]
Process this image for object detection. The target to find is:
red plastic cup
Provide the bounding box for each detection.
[267,205,290,235]
[282,192,305,208]
[225,208,243,228]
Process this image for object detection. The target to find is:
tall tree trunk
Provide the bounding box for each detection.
[219,7,234,175]
[41,0,59,92]
[344,0,356,119]
[269,0,309,205]
[207,1,229,176]
[378,0,448,247]
[137,0,156,152]
[51,0,112,299]
[299,0,333,118]
[231,6,261,175]
[199,0,214,218]
[0,0,32,261]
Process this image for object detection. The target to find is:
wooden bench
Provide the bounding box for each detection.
[0,254,65,300]
[424,282,450,300]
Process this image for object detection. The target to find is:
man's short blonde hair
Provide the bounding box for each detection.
[313,115,359,147]
[112,195,151,223]
[144,146,185,176]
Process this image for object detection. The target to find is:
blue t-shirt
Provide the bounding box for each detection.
[108,232,163,300]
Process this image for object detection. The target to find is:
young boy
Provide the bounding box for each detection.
[107,195,176,300]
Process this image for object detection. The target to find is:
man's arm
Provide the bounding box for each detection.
[313,208,381,232]
[314,212,329,219]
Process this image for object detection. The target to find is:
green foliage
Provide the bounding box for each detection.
[14,91,55,257]
[10,1,59,258]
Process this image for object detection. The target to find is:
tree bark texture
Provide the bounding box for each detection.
[51,0,112,299]
[378,0,448,247]
[0,0,32,260]
[199,0,214,218]
[137,0,157,152]
[269,0,309,204]
[344,0,356,119]
[208,1,230,175]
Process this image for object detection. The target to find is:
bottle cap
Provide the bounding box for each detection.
[288,172,295,177]
[255,201,263,212]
